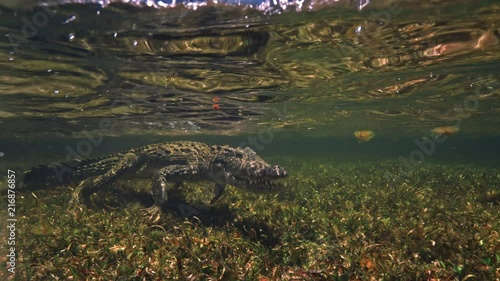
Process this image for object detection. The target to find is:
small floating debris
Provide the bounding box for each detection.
[431,126,459,137]
[354,130,375,142]
[212,97,221,110]
[109,244,126,253]
[62,15,76,25]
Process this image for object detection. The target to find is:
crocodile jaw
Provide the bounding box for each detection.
[230,163,287,191]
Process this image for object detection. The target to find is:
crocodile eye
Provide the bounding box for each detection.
[243,147,255,154]
[233,151,244,158]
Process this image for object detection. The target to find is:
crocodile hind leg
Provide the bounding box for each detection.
[69,152,140,208]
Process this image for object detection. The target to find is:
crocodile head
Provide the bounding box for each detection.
[211,146,287,190]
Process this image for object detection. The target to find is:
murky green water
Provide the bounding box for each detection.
[1,0,499,164]
[1,0,499,137]
[0,0,499,279]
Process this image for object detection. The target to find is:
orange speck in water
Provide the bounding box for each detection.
[354,130,375,142]
[361,256,376,271]
[213,104,220,110]
[431,126,459,137]
[212,97,220,102]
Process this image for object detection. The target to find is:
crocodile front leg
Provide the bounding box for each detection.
[144,164,207,220]
[210,183,226,204]
[70,152,140,207]
[150,164,199,207]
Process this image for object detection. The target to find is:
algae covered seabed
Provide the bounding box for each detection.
[3,151,499,280]
[1,0,499,279]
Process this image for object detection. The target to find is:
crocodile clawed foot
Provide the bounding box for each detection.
[67,193,86,213]
[66,184,92,212]
[67,198,85,214]
[141,205,163,223]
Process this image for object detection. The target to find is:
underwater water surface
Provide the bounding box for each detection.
[0,0,499,280]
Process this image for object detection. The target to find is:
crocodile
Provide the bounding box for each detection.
[22,141,287,217]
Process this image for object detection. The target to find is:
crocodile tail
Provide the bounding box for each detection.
[22,161,81,190]
[22,155,123,190]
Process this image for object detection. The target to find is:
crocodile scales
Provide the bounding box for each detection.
[22,141,287,215]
